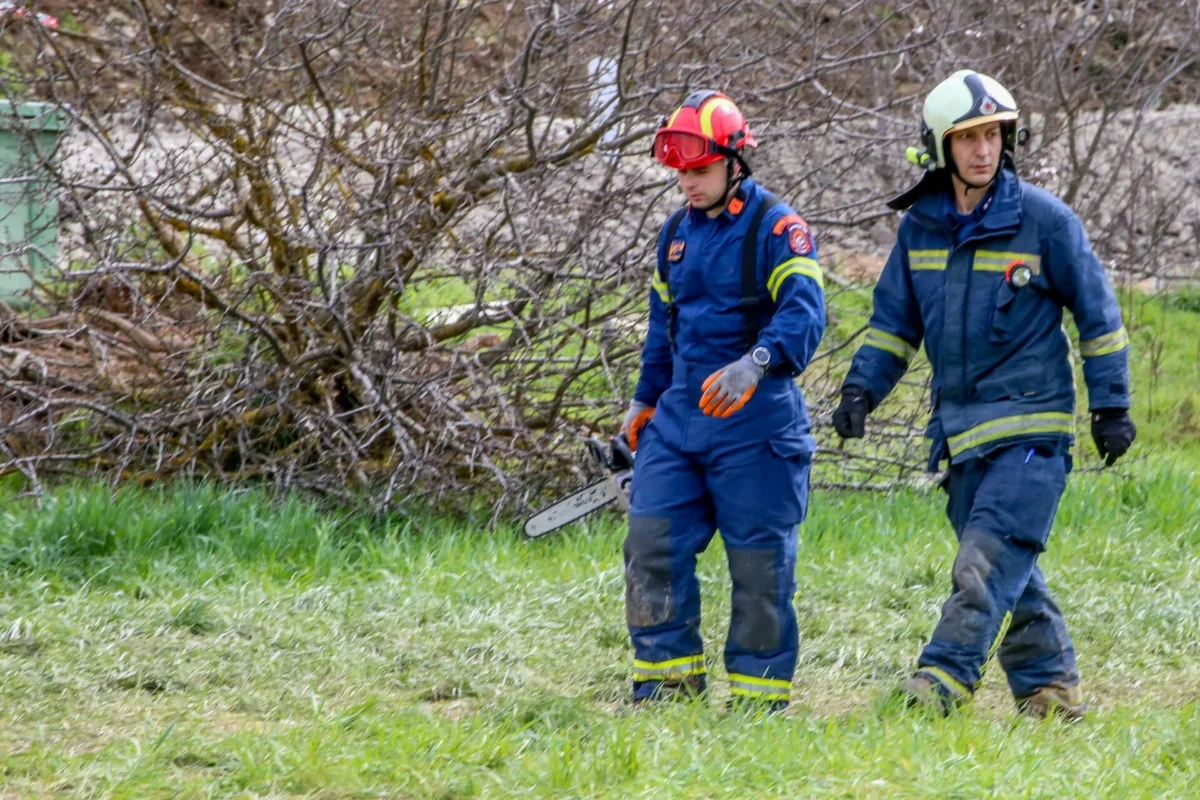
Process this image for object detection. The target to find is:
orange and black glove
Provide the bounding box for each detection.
[699,355,764,418]
[621,401,655,451]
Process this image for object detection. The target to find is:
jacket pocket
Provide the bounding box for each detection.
[987,444,1067,552]
[988,281,1018,342]
[766,437,813,525]
[768,435,815,462]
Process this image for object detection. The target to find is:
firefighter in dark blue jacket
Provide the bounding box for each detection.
[833,70,1137,720]
[620,91,826,710]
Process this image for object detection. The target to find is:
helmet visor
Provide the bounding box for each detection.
[653,131,718,169]
[943,111,1019,139]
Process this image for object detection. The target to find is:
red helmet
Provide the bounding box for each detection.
[652,90,758,170]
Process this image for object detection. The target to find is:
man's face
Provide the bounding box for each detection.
[948,122,1002,186]
[677,161,728,209]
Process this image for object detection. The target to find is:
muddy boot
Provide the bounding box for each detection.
[1015,684,1086,722]
[631,674,708,707]
[898,670,970,716]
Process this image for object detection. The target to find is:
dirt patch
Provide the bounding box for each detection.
[431,698,478,721]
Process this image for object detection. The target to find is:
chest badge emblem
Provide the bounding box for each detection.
[668,239,686,262]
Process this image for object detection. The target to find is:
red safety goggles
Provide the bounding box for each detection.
[652,130,725,170]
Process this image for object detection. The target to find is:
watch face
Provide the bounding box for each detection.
[752,347,770,367]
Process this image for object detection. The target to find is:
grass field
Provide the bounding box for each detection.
[1,291,1198,798]
[1,455,1198,798]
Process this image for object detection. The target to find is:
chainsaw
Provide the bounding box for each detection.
[523,433,634,538]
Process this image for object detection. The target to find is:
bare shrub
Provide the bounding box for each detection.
[0,0,1195,515]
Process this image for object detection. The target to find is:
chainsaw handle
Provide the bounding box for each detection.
[584,433,635,473]
[610,432,634,471]
[585,438,608,468]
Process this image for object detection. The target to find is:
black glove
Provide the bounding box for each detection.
[832,386,872,439]
[1091,408,1137,466]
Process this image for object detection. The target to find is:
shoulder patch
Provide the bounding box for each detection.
[772,213,809,236]
[787,224,814,256]
[667,239,685,262]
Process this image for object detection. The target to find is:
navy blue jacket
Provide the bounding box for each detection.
[634,178,826,408]
[844,166,1131,467]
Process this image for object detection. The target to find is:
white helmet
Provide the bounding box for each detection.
[911,70,1020,170]
[890,70,1024,210]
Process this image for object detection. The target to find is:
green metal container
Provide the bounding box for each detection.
[0,100,69,306]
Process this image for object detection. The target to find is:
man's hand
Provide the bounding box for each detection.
[699,355,764,418]
[1091,408,1137,466]
[622,401,655,450]
[832,386,871,439]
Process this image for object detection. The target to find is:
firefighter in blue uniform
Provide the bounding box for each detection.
[619,91,826,710]
[833,70,1137,720]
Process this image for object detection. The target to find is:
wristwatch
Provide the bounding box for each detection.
[750,346,771,370]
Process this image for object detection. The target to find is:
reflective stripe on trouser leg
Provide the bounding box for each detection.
[919,445,1071,692]
[625,425,718,701]
[976,610,1013,690]
[632,654,706,682]
[729,673,791,702]
[915,666,972,701]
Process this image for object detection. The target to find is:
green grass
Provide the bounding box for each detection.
[1,456,1198,798]
[1122,287,1200,456]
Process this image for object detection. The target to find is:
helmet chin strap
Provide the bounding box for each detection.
[700,156,751,213]
[949,155,998,193]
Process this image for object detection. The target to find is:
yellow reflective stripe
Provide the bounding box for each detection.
[767,257,823,300]
[864,327,917,362]
[633,654,705,681]
[728,673,791,701]
[728,673,791,689]
[909,249,948,271]
[651,269,672,303]
[730,687,789,701]
[633,655,704,671]
[1079,326,1130,358]
[667,108,682,128]
[975,251,1041,274]
[918,667,972,700]
[972,260,1012,273]
[698,97,736,139]
[976,610,1013,690]
[946,412,1074,457]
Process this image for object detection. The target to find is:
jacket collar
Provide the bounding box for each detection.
[905,162,1023,240]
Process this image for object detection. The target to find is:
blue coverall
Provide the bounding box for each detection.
[626,177,826,706]
[843,165,1131,700]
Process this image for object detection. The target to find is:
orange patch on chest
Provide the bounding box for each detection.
[667,239,686,262]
